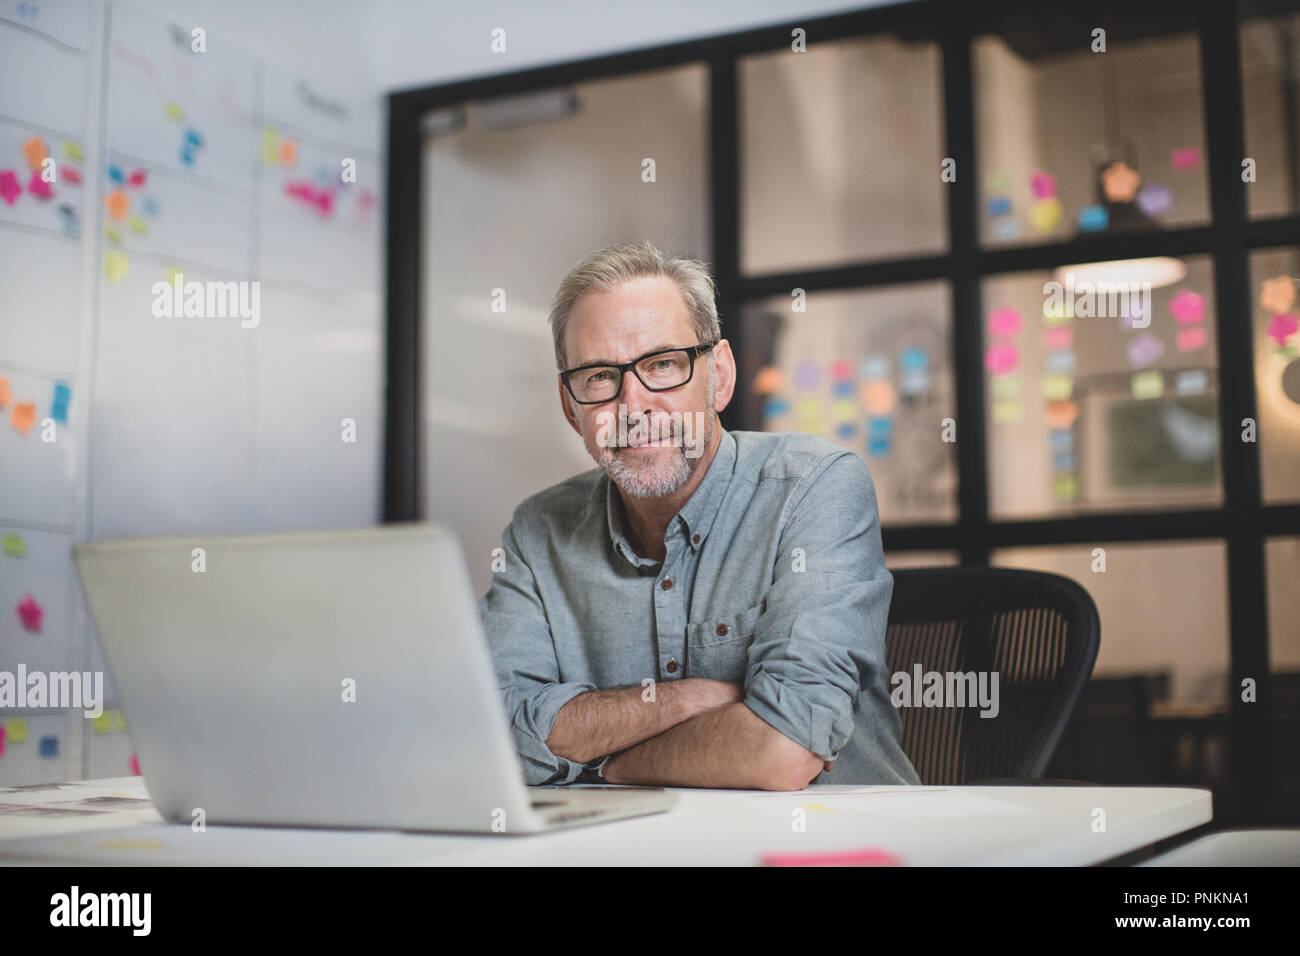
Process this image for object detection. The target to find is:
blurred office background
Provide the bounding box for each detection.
[1,0,1297,826]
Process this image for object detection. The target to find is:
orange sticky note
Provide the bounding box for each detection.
[279,136,299,167]
[753,366,785,395]
[21,135,48,171]
[10,401,36,435]
[1046,400,1079,429]
[104,188,129,222]
[0,376,10,408]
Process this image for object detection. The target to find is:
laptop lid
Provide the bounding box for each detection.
[74,523,545,832]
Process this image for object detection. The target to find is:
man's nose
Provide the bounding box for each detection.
[619,369,657,412]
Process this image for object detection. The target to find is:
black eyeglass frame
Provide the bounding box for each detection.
[559,341,718,405]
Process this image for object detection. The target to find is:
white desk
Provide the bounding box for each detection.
[0,776,1212,866]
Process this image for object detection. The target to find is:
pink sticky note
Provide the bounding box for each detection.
[0,724,5,757]
[17,595,43,631]
[1177,326,1208,352]
[987,306,1022,338]
[1170,289,1205,324]
[129,752,141,775]
[128,168,147,188]
[1043,325,1074,350]
[1266,313,1298,347]
[1171,147,1201,170]
[0,169,23,205]
[983,343,1019,376]
[762,847,903,867]
[1029,170,1056,199]
[26,170,53,200]
[828,359,853,381]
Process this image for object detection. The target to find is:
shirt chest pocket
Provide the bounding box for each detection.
[684,603,763,684]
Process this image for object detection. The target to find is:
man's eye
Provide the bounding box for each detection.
[651,359,674,370]
[586,370,614,384]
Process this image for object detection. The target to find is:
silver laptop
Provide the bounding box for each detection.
[73,523,675,834]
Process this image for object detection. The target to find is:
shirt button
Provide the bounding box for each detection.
[661,578,673,590]
[666,659,678,673]
[692,534,700,544]
[716,623,729,637]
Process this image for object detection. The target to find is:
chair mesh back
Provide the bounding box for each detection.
[885,568,1100,785]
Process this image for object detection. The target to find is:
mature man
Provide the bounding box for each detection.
[479,240,920,790]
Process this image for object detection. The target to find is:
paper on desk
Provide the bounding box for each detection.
[742,788,1030,820]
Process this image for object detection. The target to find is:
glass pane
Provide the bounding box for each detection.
[885,550,959,570]
[974,6,1209,247]
[739,33,946,274]
[983,255,1221,520]
[422,65,709,596]
[1265,537,1300,809]
[994,541,1230,787]
[738,283,957,525]
[1249,247,1300,503]
[1240,5,1300,220]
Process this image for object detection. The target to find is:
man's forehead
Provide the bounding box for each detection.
[567,278,694,361]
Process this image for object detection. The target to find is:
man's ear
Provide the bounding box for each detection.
[712,339,738,414]
[558,377,582,435]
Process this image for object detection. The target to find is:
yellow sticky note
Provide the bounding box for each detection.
[1131,369,1164,399]
[802,802,832,812]
[164,101,185,122]
[64,140,84,161]
[990,374,1020,398]
[165,265,183,284]
[3,532,24,557]
[104,250,129,285]
[10,401,36,435]
[831,399,858,422]
[128,214,148,235]
[5,719,28,743]
[261,127,279,166]
[91,712,113,734]
[1029,197,1063,234]
[0,375,10,407]
[21,135,48,171]
[992,398,1022,423]
[112,708,127,730]
[104,188,129,222]
[1052,474,1078,499]
[1042,374,1073,401]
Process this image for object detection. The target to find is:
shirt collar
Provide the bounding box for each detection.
[603,427,736,565]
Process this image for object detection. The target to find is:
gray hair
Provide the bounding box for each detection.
[547,239,720,370]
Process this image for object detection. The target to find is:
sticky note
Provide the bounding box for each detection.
[1171,147,1200,170]
[261,127,279,165]
[1051,474,1078,499]
[1127,332,1166,369]
[793,361,820,391]
[795,397,821,420]
[1177,326,1208,352]
[129,752,141,774]
[1042,374,1073,401]
[17,594,43,631]
[763,397,790,418]
[753,366,784,394]
[900,347,928,372]
[63,140,84,160]
[91,712,113,734]
[987,306,1022,338]
[992,398,1021,424]
[10,401,36,435]
[1102,161,1141,203]
[1077,205,1109,232]
[762,847,902,867]
[1049,428,1074,453]
[1046,400,1080,429]
[26,171,52,200]
[861,380,897,416]
[180,146,195,167]
[830,379,855,399]
[1176,369,1208,395]
[1052,450,1076,473]
[1029,197,1063,233]
[128,214,148,235]
[113,709,127,730]
[104,250,129,284]
[1131,369,1164,399]
[104,224,122,245]
[128,168,146,188]
[279,136,299,167]
[164,101,184,122]
[3,533,24,557]
[107,164,124,185]
[21,135,47,170]
[831,399,858,422]
[1260,277,1297,314]
[1170,289,1205,324]
[185,128,203,148]
[0,725,5,757]
[1136,183,1172,217]
[1045,349,1075,375]
[104,188,129,221]
[63,165,82,184]
[39,735,58,758]
[868,416,893,440]
[833,422,857,440]
[50,382,70,423]
[859,354,889,381]
[990,374,1020,398]
[867,436,891,458]
[828,359,853,381]
[0,169,20,205]
[1042,325,1073,350]
[986,170,1010,192]
[899,369,929,397]
[986,195,1012,216]
[142,194,159,217]
[983,343,1019,376]
[992,218,1022,241]
[0,376,9,406]
[165,265,183,284]
[1266,313,1298,347]
[5,719,27,743]
[1030,170,1056,199]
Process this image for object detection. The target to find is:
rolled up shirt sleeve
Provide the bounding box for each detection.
[478,518,597,786]
[743,450,894,762]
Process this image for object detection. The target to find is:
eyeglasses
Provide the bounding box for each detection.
[560,342,717,405]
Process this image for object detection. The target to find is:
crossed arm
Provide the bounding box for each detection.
[547,679,829,791]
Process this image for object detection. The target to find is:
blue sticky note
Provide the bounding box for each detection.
[142,195,159,217]
[1049,428,1074,453]
[986,195,1012,216]
[834,422,857,440]
[184,128,202,148]
[1052,451,1076,472]
[1078,205,1109,232]
[830,380,855,399]
[868,416,893,439]
[992,218,1022,241]
[107,164,124,185]
[1045,349,1076,375]
[900,347,928,372]
[50,382,70,423]
[763,397,791,418]
[868,436,891,458]
[859,354,890,381]
[179,146,195,166]
[39,735,58,757]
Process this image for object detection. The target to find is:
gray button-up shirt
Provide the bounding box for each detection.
[478,428,921,788]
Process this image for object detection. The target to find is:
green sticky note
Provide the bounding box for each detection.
[1042,374,1073,401]
[2,533,24,557]
[1131,369,1164,400]
[992,398,1022,424]
[990,375,1020,399]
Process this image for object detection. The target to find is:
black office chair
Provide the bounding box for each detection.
[885,566,1101,786]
